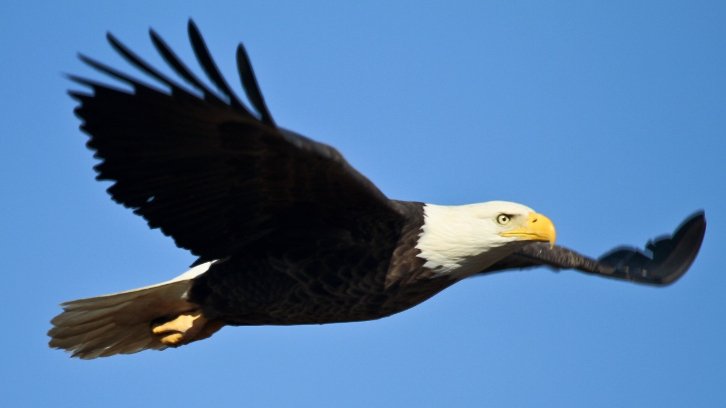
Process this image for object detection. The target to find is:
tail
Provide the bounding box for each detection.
[48,280,196,359]
[49,262,215,359]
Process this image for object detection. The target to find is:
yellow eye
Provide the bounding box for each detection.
[496,214,511,225]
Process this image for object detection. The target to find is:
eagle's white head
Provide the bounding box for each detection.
[416,201,556,279]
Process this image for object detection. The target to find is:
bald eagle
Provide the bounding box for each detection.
[49,21,706,359]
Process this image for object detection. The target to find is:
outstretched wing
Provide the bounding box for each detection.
[482,211,706,285]
[70,20,401,262]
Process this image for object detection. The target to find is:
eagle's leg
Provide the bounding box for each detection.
[151,310,224,346]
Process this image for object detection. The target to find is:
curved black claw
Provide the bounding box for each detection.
[597,211,706,285]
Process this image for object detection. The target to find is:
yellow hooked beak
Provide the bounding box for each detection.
[499,212,557,248]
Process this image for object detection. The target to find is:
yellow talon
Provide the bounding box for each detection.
[160,333,184,345]
[152,313,201,335]
[151,310,223,347]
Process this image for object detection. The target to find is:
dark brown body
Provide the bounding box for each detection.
[190,201,454,325]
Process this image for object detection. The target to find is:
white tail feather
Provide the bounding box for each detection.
[49,262,213,359]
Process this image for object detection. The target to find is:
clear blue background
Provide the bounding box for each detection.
[2,1,724,407]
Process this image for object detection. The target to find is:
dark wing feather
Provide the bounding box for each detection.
[106,33,182,91]
[482,211,706,285]
[72,20,401,262]
[236,44,275,126]
[186,20,246,112]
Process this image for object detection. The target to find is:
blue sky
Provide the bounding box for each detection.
[2,1,725,407]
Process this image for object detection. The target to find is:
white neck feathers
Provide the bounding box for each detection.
[415,202,533,279]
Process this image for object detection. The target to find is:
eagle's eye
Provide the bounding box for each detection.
[496,214,511,225]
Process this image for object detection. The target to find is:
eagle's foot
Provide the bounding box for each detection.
[151,310,223,347]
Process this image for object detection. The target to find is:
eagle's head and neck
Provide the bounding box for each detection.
[416,201,556,279]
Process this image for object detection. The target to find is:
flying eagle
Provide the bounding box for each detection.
[49,21,706,359]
